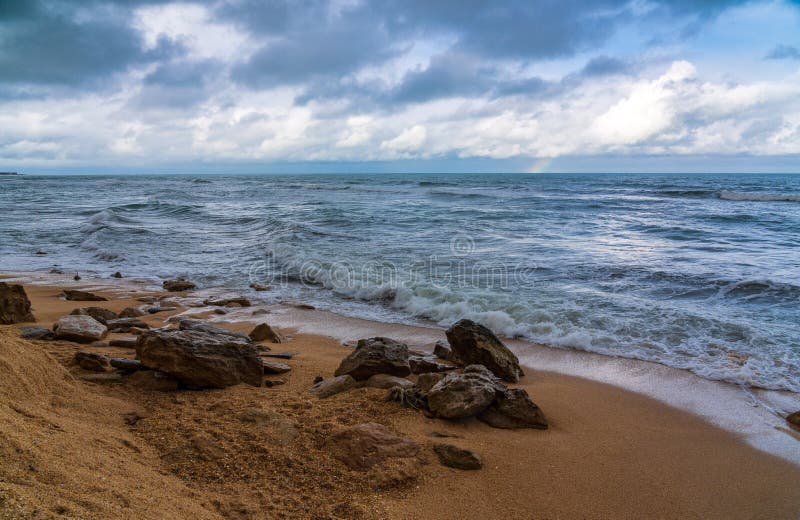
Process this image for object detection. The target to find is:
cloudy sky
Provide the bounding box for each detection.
[1,0,799,173]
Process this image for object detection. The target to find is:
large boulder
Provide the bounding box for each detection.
[310,375,359,398]
[478,388,548,429]
[62,290,107,302]
[433,443,482,470]
[445,319,523,383]
[334,337,411,381]
[53,315,108,343]
[177,318,251,342]
[249,323,285,343]
[70,306,118,324]
[0,283,35,324]
[135,329,263,388]
[426,366,504,419]
[325,422,419,471]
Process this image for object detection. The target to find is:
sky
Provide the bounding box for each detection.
[1,0,799,174]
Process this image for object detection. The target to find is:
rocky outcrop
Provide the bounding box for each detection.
[445,319,523,382]
[365,374,414,390]
[162,280,196,292]
[177,318,251,342]
[426,366,504,419]
[62,290,107,302]
[53,315,108,343]
[334,337,411,381]
[409,355,455,374]
[0,283,35,324]
[70,306,118,324]
[325,422,419,471]
[310,375,358,398]
[262,360,291,374]
[478,388,548,429]
[433,443,482,470]
[135,329,262,388]
[73,351,110,372]
[249,323,285,343]
[19,326,55,340]
[203,297,251,307]
[106,318,149,333]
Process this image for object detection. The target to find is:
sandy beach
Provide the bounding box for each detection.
[1,275,799,519]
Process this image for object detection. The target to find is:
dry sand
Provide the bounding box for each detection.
[1,281,800,519]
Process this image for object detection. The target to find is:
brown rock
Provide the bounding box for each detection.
[0,283,35,324]
[365,374,414,390]
[409,355,455,374]
[203,297,251,307]
[433,340,457,362]
[477,387,548,429]
[109,337,139,348]
[262,360,291,374]
[249,323,285,343]
[415,372,446,393]
[325,422,419,471]
[70,306,118,324]
[62,290,107,302]
[19,326,55,340]
[53,315,108,343]
[118,307,145,318]
[73,351,110,372]
[787,411,800,431]
[426,367,504,419]
[249,283,271,291]
[135,329,263,388]
[445,319,523,383]
[433,443,482,470]
[111,271,123,278]
[310,375,358,398]
[177,318,251,342]
[110,358,145,372]
[334,337,411,381]
[162,279,196,292]
[106,317,150,333]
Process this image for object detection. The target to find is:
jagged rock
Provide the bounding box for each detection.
[445,319,523,383]
[0,283,35,324]
[334,337,411,381]
[787,411,800,431]
[109,337,139,348]
[310,375,358,398]
[177,318,251,342]
[478,388,548,429]
[106,317,150,333]
[365,374,414,390]
[426,368,504,419]
[53,315,108,343]
[70,306,118,324]
[19,326,55,340]
[433,444,482,470]
[162,280,196,292]
[118,307,145,318]
[73,351,110,372]
[249,323,285,343]
[433,340,457,362]
[249,283,271,291]
[136,329,263,388]
[62,290,107,302]
[127,370,179,391]
[409,355,455,374]
[262,360,291,374]
[416,372,446,393]
[110,358,145,372]
[325,422,420,471]
[203,297,251,307]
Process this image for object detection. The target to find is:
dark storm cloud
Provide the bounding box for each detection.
[130,60,225,109]
[765,44,800,60]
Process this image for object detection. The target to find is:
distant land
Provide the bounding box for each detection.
[0,172,18,175]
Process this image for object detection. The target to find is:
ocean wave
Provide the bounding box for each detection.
[718,190,800,202]
[655,189,715,198]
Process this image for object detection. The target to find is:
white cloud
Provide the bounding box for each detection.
[380,125,427,152]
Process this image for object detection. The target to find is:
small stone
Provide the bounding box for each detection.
[249,283,271,291]
[20,326,55,340]
[62,290,107,302]
[70,306,118,324]
[249,323,285,343]
[203,297,251,307]
[433,444,482,470]
[73,351,110,372]
[144,305,177,314]
[294,303,315,310]
[49,268,64,274]
[118,307,145,318]
[310,374,358,398]
[262,360,291,374]
[162,280,196,292]
[110,358,144,372]
[111,272,123,278]
[787,411,800,431]
[213,308,227,315]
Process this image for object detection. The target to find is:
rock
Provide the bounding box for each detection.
[213,308,227,315]
[127,370,179,391]
[0,283,35,324]
[136,296,158,303]
[135,329,263,388]
[294,303,315,310]
[409,355,455,374]
[426,369,504,419]
[73,351,110,372]
[106,317,150,333]
[251,308,271,316]
[433,340,457,362]
[325,423,420,471]
[118,307,145,318]
[416,372,446,393]
[129,327,148,335]
[263,378,286,388]
[334,337,411,381]
[249,323,285,343]
[109,337,139,348]
[162,280,196,292]
[365,374,415,390]
[73,273,81,281]
[53,315,108,343]
[34,251,47,255]
[477,388,548,429]
[249,283,271,291]
[310,375,359,398]
[143,305,176,314]
[787,411,800,431]
[111,271,123,278]
[62,290,107,302]
[313,375,324,384]
[110,358,145,372]
[90,341,108,348]
[70,306,118,324]
[262,351,298,359]
[262,360,291,374]
[433,444,482,470]
[445,319,523,383]
[49,268,64,274]
[19,326,55,340]
[177,318,252,342]
[203,297,251,307]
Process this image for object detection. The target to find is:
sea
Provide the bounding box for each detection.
[1,172,798,392]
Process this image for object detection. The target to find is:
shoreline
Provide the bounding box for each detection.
[3,268,799,467]
[2,274,800,518]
